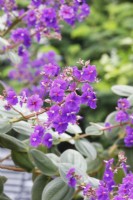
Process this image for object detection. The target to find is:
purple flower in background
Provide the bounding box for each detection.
[66,168,77,188]
[82,65,97,82]
[43,63,60,77]
[78,3,90,21]
[59,5,75,19]
[49,87,64,102]
[115,110,129,123]
[11,28,31,47]
[43,133,53,148]
[26,10,36,26]
[117,98,130,110]
[27,94,43,111]
[30,132,41,147]
[42,8,58,28]
[73,66,81,80]
[6,90,18,105]
[124,126,133,147]
[31,0,42,7]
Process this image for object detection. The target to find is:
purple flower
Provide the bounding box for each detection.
[96,183,110,200]
[43,133,53,148]
[73,66,82,80]
[77,3,90,21]
[61,106,76,123]
[53,78,68,90]
[26,10,36,26]
[31,0,42,7]
[6,90,18,105]
[117,98,130,110]
[53,117,68,134]
[34,125,44,137]
[59,5,76,25]
[47,105,60,120]
[30,132,41,147]
[68,177,77,188]
[124,126,133,147]
[105,122,112,132]
[82,65,97,82]
[66,168,77,188]
[43,63,60,77]
[81,91,97,109]
[42,8,58,28]
[11,28,31,48]
[65,92,81,112]
[27,94,43,111]
[117,173,133,198]
[103,159,115,192]
[115,110,129,123]
[59,5,75,19]
[49,87,64,102]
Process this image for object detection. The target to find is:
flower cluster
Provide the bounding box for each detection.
[0,0,90,54]
[66,155,133,200]
[4,61,98,148]
[113,98,133,147]
[115,98,130,123]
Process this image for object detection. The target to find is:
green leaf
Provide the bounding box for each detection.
[75,139,97,160]
[29,149,58,176]
[60,149,87,172]
[45,153,60,167]
[0,176,7,194]
[111,85,133,96]
[32,175,48,200]
[42,177,74,200]
[12,121,34,136]
[127,94,133,106]
[0,194,11,200]
[11,151,34,172]
[0,119,12,134]
[66,123,82,135]
[105,111,121,139]
[0,134,28,152]
[86,157,102,174]
[85,125,103,136]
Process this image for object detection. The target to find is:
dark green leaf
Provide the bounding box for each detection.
[30,149,58,176]
[0,134,28,152]
[32,175,48,200]
[42,177,74,200]
[75,139,97,160]
[11,151,34,172]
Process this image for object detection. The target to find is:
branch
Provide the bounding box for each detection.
[0,164,25,172]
